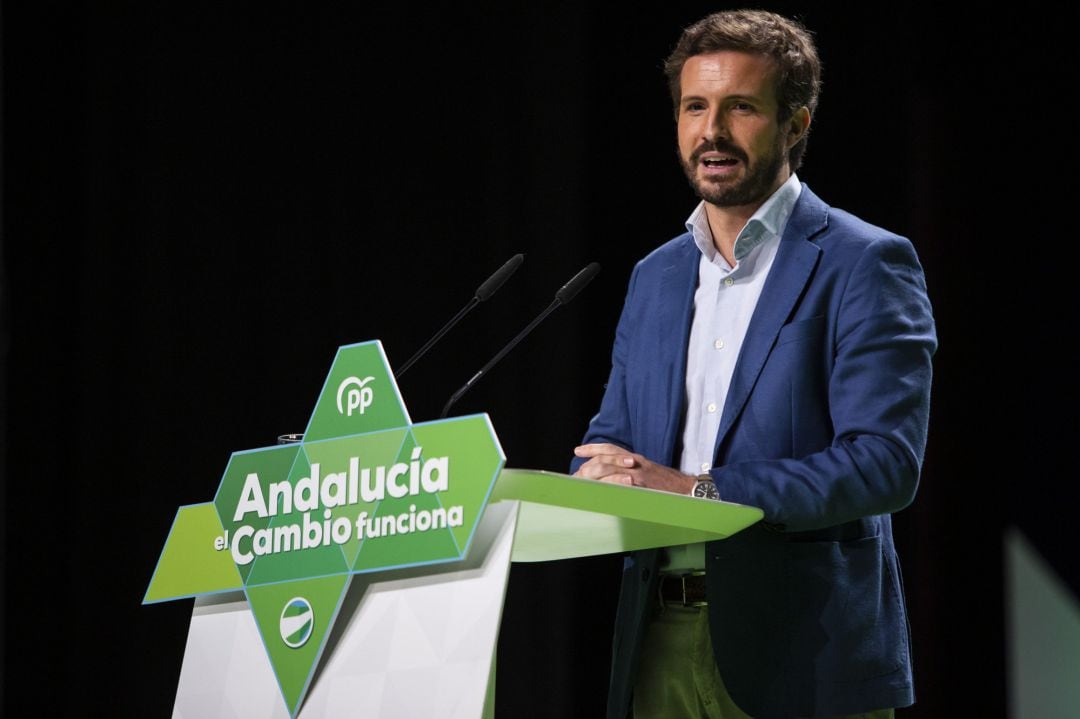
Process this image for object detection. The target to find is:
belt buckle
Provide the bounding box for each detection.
[659,570,707,608]
[683,570,707,608]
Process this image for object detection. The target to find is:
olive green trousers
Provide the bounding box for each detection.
[633,604,896,719]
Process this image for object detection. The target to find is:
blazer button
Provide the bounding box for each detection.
[641,568,651,582]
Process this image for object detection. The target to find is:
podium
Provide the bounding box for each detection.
[143,341,764,717]
[169,468,762,718]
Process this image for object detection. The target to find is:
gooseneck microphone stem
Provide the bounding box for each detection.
[439,262,600,418]
[395,253,524,377]
[396,298,477,377]
[440,299,561,418]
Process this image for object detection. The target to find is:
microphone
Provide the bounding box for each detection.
[395,253,524,377]
[440,262,601,418]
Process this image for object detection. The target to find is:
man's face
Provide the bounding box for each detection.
[677,51,798,210]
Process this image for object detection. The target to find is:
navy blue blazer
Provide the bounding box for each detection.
[571,185,936,718]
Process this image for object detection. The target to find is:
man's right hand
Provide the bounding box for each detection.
[573,443,696,495]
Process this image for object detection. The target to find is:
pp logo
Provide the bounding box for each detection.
[280,597,314,649]
[336,376,375,417]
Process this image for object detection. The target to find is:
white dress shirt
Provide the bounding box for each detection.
[665,173,802,572]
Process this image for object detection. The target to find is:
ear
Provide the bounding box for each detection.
[785,106,811,149]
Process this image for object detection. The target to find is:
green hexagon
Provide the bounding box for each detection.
[243,447,351,587]
[213,443,304,583]
[409,414,505,560]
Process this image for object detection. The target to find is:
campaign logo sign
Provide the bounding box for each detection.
[144,340,505,717]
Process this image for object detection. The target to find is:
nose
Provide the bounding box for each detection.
[702,109,728,142]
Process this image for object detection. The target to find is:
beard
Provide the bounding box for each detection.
[680,137,787,208]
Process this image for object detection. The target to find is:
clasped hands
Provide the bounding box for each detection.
[573,443,696,495]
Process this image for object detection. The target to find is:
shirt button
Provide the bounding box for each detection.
[706,402,717,413]
[724,278,734,286]
[714,338,724,350]
[700,463,711,473]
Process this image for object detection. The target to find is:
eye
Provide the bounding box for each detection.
[732,101,755,113]
[683,100,707,113]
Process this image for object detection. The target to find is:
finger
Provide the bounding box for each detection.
[575,448,639,471]
[597,474,634,486]
[574,456,628,480]
[574,443,631,458]
[581,453,641,477]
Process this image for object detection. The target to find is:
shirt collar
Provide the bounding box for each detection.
[685,173,803,265]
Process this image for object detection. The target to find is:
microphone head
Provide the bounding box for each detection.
[475,253,525,301]
[555,262,601,305]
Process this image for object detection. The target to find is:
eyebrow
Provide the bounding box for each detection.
[680,93,764,105]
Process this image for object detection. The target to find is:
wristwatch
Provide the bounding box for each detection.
[692,474,720,500]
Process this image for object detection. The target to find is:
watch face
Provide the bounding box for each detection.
[693,479,718,499]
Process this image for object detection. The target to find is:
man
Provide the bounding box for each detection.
[571,10,935,719]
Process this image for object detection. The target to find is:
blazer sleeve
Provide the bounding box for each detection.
[569,263,642,474]
[712,235,937,532]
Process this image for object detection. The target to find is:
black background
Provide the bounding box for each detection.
[3,2,1077,717]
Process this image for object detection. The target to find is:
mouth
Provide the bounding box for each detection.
[701,156,738,168]
[696,151,741,177]
[689,140,745,168]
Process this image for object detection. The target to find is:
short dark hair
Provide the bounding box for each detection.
[664,9,821,170]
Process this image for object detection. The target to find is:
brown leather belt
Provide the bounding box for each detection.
[658,571,707,607]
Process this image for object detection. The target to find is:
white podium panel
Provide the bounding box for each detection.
[174,501,519,718]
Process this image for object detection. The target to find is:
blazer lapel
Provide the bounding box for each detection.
[655,237,699,466]
[713,186,828,458]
